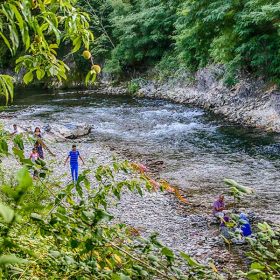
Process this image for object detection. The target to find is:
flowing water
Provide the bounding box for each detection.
[2,89,280,271]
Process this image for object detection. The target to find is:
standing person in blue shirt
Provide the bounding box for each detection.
[64,145,85,183]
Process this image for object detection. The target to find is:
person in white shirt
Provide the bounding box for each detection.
[10,124,19,136]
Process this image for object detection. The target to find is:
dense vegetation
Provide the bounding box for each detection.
[79,0,280,83]
[0,1,280,278]
[0,131,279,279]
[1,0,280,90]
[0,0,98,102]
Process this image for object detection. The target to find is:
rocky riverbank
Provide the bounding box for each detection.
[96,66,280,133]
[0,119,249,275]
[7,64,280,133]
[2,82,279,276]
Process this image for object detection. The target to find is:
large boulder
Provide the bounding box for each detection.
[44,123,92,140]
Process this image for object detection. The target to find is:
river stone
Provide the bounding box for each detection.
[46,123,92,139]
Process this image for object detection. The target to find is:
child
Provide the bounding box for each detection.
[30,148,39,178]
[64,145,85,183]
[30,147,39,162]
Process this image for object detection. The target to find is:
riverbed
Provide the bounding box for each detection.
[2,89,280,273]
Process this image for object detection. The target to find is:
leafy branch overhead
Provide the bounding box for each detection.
[0,0,100,102]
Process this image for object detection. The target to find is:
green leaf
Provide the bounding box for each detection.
[85,71,91,85]
[9,23,19,54]
[13,146,24,159]
[49,66,58,76]
[94,209,113,224]
[49,251,61,258]
[250,262,265,271]
[16,167,33,189]
[9,4,24,31]
[0,74,14,103]
[30,213,43,221]
[0,31,11,51]
[246,269,267,280]
[117,273,131,280]
[0,203,14,223]
[180,252,203,267]
[136,185,143,196]
[161,247,174,258]
[0,255,26,266]
[71,37,82,53]
[36,69,45,80]
[13,134,24,150]
[0,139,9,155]
[23,70,34,84]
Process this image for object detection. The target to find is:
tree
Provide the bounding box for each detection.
[104,0,179,74]
[174,0,280,84]
[79,0,115,60]
[0,0,96,103]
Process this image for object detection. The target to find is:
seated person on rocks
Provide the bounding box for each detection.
[239,212,252,237]
[213,195,225,219]
[223,213,252,245]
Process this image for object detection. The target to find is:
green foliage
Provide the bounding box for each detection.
[13,134,24,150]
[240,222,280,280]
[174,0,280,84]
[2,0,278,88]
[0,75,13,104]
[154,53,183,80]
[0,0,95,103]
[0,134,225,279]
[127,79,142,95]
[224,178,254,205]
[71,0,280,84]
[95,0,179,74]
[78,0,114,60]
[0,128,9,157]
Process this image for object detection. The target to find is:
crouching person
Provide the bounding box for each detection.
[213,194,225,219]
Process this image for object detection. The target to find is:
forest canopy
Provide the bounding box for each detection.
[81,0,280,83]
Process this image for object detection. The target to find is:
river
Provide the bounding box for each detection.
[2,89,280,271]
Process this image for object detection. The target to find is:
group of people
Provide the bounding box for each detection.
[11,124,254,242]
[213,194,252,243]
[11,124,84,182]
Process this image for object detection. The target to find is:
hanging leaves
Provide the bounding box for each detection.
[0,0,95,103]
